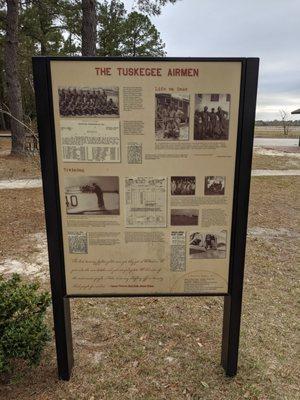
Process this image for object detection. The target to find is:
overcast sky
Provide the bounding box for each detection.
[125,0,300,120]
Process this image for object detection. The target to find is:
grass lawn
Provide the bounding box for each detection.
[254,128,300,138]
[252,153,300,170]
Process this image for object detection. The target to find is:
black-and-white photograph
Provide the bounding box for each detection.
[204,176,226,195]
[171,209,198,226]
[194,94,230,140]
[155,93,190,140]
[58,87,119,117]
[171,176,196,195]
[65,176,119,215]
[189,231,227,259]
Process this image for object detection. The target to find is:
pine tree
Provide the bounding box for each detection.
[81,0,97,55]
[98,0,126,56]
[122,11,165,56]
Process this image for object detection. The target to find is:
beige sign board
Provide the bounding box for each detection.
[50,60,241,295]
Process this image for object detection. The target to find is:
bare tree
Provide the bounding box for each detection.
[279,109,291,136]
[3,0,26,155]
[81,0,97,56]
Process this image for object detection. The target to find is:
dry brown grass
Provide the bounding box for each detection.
[0,138,41,180]
[0,155,299,399]
[252,150,300,171]
[254,128,300,138]
[0,188,45,261]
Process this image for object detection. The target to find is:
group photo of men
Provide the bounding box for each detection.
[155,93,190,140]
[58,87,119,117]
[204,176,225,195]
[171,176,196,195]
[194,94,230,140]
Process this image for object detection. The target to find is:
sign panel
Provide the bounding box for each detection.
[49,60,242,296]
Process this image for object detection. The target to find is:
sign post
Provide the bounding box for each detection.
[33,57,258,380]
[221,59,259,376]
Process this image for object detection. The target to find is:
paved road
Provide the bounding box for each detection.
[0,178,42,190]
[254,138,299,147]
[251,169,300,176]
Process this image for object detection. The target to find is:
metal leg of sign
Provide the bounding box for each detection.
[221,58,259,377]
[52,297,74,380]
[32,58,74,381]
[221,294,241,377]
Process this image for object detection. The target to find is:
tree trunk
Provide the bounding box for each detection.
[132,33,137,56]
[81,0,97,56]
[0,58,7,131]
[0,112,7,131]
[36,0,48,55]
[4,0,26,155]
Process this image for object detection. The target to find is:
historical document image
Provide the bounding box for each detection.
[155,93,190,140]
[170,231,186,272]
[171,209,199,226]
[65,176,119,215]
[204,176,225,195]
[58,87,119,117]
[125,177,167,227]
[60,119,120,163]
[68,232,88,254]
[189,230,227,259]
[194,94,230,140]
[171,176,196,196]
[127,142,142,164]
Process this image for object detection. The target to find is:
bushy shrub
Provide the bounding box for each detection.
[0,274,51,374]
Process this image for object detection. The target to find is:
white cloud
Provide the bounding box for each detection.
[124,0,300,120]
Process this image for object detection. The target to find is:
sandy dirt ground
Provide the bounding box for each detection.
[252,145,300,171]
[0,138,41,180]
[0,139,299,400]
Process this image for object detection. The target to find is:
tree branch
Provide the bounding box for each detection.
[0,108,37,137]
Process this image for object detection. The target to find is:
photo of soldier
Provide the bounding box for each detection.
[194,94,230,140]
[81,183,105,209]
[155,93,190,140]
[64,176,119,215]
[189,230,227,259]
[171,176,196,195]
[58,87,119,117]
[204,176,225,195]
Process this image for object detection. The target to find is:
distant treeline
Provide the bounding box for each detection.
[255,120,300,126]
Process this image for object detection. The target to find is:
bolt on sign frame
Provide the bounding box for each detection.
[32,57,259,381]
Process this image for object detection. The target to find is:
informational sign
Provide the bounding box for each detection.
[33,57,259,380]
[47,60,242,296]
